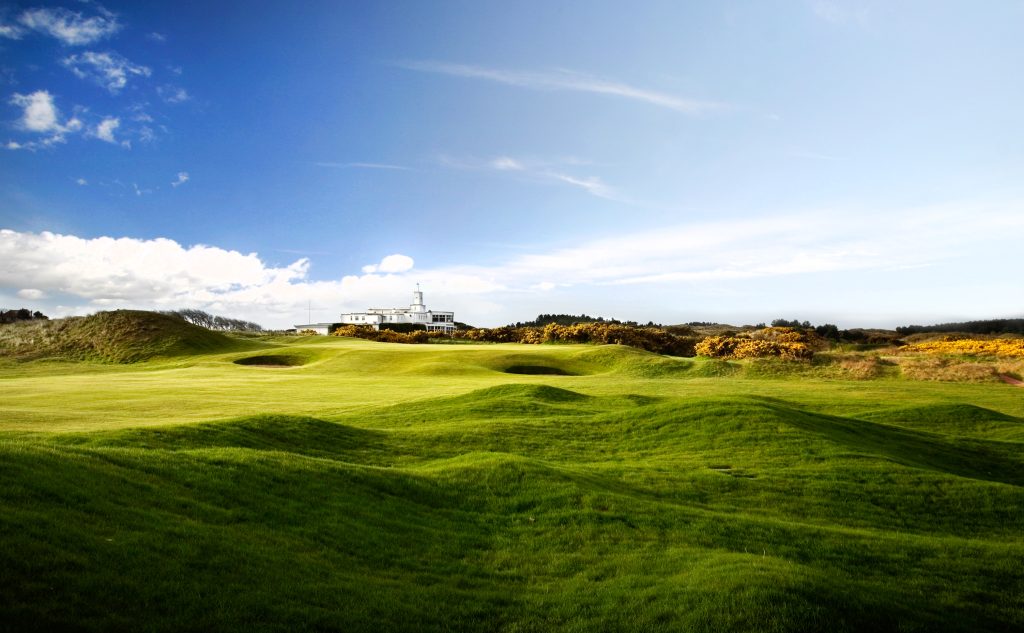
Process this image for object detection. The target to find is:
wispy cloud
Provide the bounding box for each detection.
[0,23,25,40]
[63,51,151,93]
[171,171,189,187]
[456,203,1024,289]
[491,156,524,171]
[17,6,120,46]
[396,60,726,114]
[450,155,623,201]
[314,161,411,171]
[157,85,189,104]
[545,171,617,200]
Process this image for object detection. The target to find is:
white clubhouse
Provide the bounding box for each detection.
[295,286,456,335]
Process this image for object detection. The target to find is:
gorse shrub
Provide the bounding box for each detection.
[696,336,813,360]
[331,325,440,344]
[901,338,1024,358]
[695,327,818,360]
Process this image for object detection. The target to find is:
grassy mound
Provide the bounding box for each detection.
[0,310,251,363]
[571,344,694,377]
[860,404,1024,441]
[479,351,600,377]
[56,414,384,458]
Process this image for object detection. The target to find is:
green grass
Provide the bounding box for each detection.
[1,331,1023,631]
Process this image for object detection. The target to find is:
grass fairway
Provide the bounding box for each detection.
[2,335,1023,631]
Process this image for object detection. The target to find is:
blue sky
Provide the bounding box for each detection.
[1,1,1022,328]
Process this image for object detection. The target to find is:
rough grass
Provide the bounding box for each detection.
[2,336,1023,631]
[0,310,257,363]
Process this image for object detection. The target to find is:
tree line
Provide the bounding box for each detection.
[511,313,624,327]
[161,309,263,332]
[896,318,1024,335]
[0,308,48,324]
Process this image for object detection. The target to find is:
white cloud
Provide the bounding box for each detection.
[0,231,454,328]
[457,203,1024,291]
[545,172,616,200]
[76,178,88,186]
[462,155,621,201]
[6,90,83,149]
[2,200,1020,328]
[491,156,525,171]
[0,229,309,305]
[0,23,25,39]
[63,51,151,93]
[157,85,189,103]
[397,61,726,115]
[17,288,46,300]
[171,172,189,187]
[11,90,62,133]
[18,7,120,45]
[93,117,119,143]
[362,254,415,274]
[148,32,166,43]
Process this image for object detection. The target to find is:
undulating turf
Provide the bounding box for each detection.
[1,333,1022,631]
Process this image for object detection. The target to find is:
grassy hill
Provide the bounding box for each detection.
[0,310,257,363]
[1,336,1023,631]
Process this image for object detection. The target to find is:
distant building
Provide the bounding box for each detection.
[294,286,456,335]
[291,322,334,336]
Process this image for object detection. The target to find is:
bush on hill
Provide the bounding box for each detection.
[695,327,819,360]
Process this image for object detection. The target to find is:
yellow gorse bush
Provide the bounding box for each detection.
[694,326,820,360]
[902,338,1024,358]
[695,336,813,360]
[331,325,439,344]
